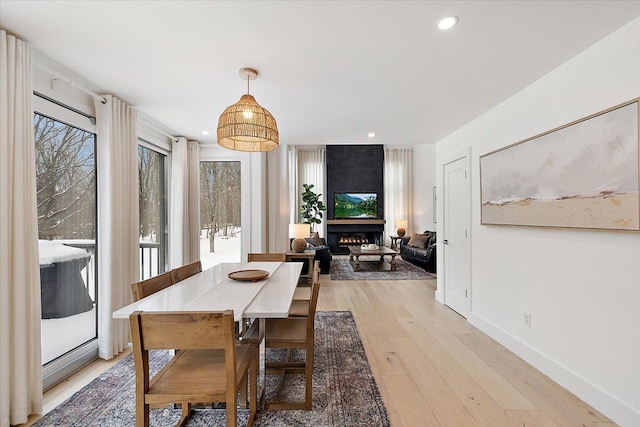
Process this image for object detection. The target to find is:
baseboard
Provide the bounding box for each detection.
[435,288,444,304]
[468,312,640,427]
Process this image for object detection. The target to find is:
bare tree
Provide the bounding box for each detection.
[35,114,95,239]
[138,146,162,240]
[199,161,241,252]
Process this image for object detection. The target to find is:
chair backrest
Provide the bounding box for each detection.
[306,279,321,331]
[131,271,174,301]
[171,260,202,283]
[130,310,235,351]
[129,310,237,394]
[247,253,286,262]
[312,260,320,285]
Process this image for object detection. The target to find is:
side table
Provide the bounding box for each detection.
[285,250,316,285]
[389,235,402,250]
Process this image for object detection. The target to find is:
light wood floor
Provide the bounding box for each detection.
[20,274,616,426]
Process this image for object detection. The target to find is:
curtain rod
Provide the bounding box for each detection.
[33,62,108,104]
[138,120,179,142]
[34,62,179,142]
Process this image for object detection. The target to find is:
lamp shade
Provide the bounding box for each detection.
[289,223,310,239]
[217,94,279,152]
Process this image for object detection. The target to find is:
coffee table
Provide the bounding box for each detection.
[348,245,397,272]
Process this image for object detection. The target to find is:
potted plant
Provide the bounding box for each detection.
[299,183,326,232]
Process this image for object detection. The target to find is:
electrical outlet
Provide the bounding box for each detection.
[524,312,532,328]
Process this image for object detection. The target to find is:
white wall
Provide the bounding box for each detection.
[412,144,437,233]
[434,18,640,426]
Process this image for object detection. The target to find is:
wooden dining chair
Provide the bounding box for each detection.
[290,260,319,317]
[170,260,202,283]
[264,279,320,410]
[247,252,286,262]
[129,310,257,427]
[131,271,174,302]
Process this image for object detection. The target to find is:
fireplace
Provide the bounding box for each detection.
[326,219,385,254]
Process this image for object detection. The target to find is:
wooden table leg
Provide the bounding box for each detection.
[390,254,397,271]
[354,255,361,271]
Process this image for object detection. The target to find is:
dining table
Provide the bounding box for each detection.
[112,261,303,321]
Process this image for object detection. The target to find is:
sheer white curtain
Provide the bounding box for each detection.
[185,140,201,263]
[267,147,290,252]
[294,147,326,236]
[287,145,299,225]
[384,148,413,244]
[0,30,43,426]
[95,95,140,359]
[170,138,200,266]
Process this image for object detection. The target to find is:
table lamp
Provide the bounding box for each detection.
[395,219,408,237]
[289,223,309,252]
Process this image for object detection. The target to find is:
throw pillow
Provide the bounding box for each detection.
[415,234,429,249]
[407,233,428,249]
[310,231,323,247]
[407,233,426,248]
[406,233,419,246]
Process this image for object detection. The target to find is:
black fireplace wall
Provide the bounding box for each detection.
[326,145,384,219]
[326,145,385,253]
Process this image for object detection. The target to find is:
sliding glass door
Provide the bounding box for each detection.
[34,95,98,388]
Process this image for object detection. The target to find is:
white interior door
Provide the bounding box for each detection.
[443,155,471,317]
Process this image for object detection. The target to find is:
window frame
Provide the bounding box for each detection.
[34,92,100,389]
[138,138,170,277]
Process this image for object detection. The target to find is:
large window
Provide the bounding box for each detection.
[34,96,98,383]
[138,143,168,279]
[200,161,241,267]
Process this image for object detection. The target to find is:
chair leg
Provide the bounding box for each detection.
[226,390,237,427]
[247,350,258,427]
[305,346,314,410]
[239,371,248,409]
[177,402,191,426]
[137,400,149,427]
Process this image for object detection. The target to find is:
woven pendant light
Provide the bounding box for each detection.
[217,68,279,152]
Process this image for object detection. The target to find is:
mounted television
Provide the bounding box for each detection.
[334,193,378,219]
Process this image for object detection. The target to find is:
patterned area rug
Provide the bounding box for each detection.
[330,257,436,281]
[34,311,389,427]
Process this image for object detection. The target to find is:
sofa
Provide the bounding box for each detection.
[399,231,436,273]
[292,234,332,274]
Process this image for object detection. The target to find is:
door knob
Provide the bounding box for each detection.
[443,239,449,245]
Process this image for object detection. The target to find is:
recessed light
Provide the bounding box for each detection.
[201,130,210,135]
[437,15,458,30]
[368,132,376,138]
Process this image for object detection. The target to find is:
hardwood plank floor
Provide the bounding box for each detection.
[315,274,616,427]
[20,273,616,426]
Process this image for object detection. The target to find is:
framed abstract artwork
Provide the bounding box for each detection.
[480,98,640,231]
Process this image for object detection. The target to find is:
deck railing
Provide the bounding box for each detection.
[58,241,165,296]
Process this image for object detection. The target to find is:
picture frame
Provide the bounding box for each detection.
[480,98,640,231]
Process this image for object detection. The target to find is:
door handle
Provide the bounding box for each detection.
[443,239,448,245]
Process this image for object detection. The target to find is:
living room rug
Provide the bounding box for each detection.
[34,311,389,427]
[330,257,436,281]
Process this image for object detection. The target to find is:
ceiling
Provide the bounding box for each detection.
[1,1,639,146]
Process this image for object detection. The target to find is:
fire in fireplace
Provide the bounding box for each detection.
[338,234,370,245]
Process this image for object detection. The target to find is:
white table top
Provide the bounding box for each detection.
[112,261,303,322]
